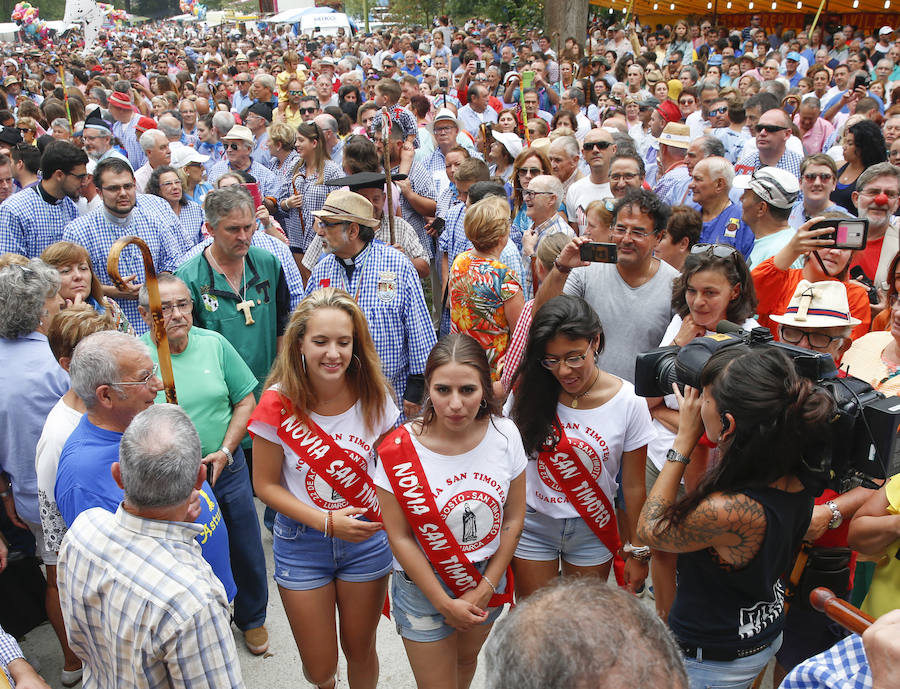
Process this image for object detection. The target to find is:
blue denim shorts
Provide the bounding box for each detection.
[391,562,507,642]
[683,633,782,689]
[514,505,614,567]
[272,513,393,591]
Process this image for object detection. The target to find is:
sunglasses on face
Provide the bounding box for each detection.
[803,172,835,183]
[757,124,788,133]
[708,106,728,116]
[300,107,317,114]
[226,143,243,151]
[583,140,612,151]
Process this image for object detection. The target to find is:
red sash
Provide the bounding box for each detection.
[250,390,381,521]
[537,416,621,555]
[378,426,513,607]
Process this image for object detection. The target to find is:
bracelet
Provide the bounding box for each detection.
[481,573,497,593]
[553,258,572,274]
[327,510,334,538]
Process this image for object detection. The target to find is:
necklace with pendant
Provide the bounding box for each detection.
[570,367,600,409]
[207,248,255,325]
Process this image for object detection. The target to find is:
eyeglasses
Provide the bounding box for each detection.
[522,189,554,199]
[434,126,456,133]
[101,182,136,193]
[288,90,302,96]
[16,127,32,133]
[541,345,592,370]
[757,124,788,133]
[518,167,542,176]
[160,299,193,316]
[319,219,349,228]
[235,79,250,84]
[691,243,739,259]
[803,172,835,183]
[859,188,900,199]
[708,106,728,116]
[226,143,243,151]
[299,107,317,114]
[679,99,696,105]
[159,180,182,188]
[668,59,680,65]
[611,225,656,239]
[609,172,639,182]
[112,362,160,388]
[582,140,613,151]
[779,325,844,349]
[67,172,89,181]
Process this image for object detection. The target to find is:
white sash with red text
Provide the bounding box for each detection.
[251,390,381,521]
[378,426,512,606]
[538,417,621,555]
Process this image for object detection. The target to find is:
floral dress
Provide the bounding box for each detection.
[448,251,522,381]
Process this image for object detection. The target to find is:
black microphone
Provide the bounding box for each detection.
[716,319,745,335]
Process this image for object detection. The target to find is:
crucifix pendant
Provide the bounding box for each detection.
[236,299,255,325]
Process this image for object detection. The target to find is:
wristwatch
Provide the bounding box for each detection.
[666,448,691,465]
[825,500,843,529]
[219,446,234,467]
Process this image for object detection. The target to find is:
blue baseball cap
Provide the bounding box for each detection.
[707,54,723,66]
[786,51,802,62]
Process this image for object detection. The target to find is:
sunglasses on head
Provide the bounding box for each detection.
[691,243,739,259]
[583,140,612,151]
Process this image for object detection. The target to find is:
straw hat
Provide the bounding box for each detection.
[770,280,861,328]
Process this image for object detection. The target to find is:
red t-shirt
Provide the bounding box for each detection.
[850,235,885,282]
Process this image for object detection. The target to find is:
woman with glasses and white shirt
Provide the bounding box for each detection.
[507,294,655,600]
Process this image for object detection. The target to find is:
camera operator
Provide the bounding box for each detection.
[645,243,759,621]
[767,280,877,684]
[637,347,833,689]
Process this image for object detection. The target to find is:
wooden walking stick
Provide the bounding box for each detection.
[811,587,876,635]
[381,107,396,246]
[58,64,73,128]
[107,236,177,404]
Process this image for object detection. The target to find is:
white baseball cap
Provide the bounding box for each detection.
[491,130,523,159]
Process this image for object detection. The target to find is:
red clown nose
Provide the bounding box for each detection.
[875,193,890,206]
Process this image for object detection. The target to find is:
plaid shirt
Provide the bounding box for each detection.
[112,115,146,169]
[0,623,24,686]
[63,206,183,335]
[306,240,436,403]
[303,213,427,270]
[500,299,534,393]
[0,186,78,257]
[281,160,344,250]
[134,194,202,255]
[781,634,871,689]
[207,159,280,199]
[372,107,420,147]
[392,162,437,258]
[734,149,804,177]
[58,506,244,689]
[653,163,693,207]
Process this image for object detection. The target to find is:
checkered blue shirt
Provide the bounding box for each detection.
[392,162,437,258]
[63,206,183,335]
[0,186,78,257]
[57,506,243,689]
[305,240,436,403]
[781,634,871,689]
[734,149,804,178]
[112,116,146,169]
[178,229,304,311]
[134,194,203,255]
[207,159,280,199]
[281,160,344,250]
[653,164,693,207]
[0,623,24,686]
[252,131,275,169]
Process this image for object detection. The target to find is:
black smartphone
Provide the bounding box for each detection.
[439,77,448,88]
[476,60,486,74]
[850,265,880,304]
[809,218,869,250]
[854,74,870,90]
[430,217,445,234]
[579,242,618,263]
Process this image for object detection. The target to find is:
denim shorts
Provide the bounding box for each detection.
[391,561,507,642]
[514,505,613,567]
[683,633,782,689]
[272,513,393,591]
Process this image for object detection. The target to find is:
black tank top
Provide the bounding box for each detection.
[669,485,813,652]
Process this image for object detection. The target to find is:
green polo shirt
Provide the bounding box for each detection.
[176,245,290,399]
[140,326,258,456]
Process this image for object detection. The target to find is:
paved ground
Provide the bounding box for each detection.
[17,498,776,689]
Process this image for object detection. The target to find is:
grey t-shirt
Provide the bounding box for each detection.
[563,259,679,382]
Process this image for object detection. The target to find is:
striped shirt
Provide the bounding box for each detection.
[0,185,78,257]
[734,149,804,177]
[63,206,184,334]
[58,506,244,689]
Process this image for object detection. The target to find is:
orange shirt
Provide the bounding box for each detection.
[751,257,871,340]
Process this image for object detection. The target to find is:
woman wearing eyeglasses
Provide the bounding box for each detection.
[510,148,553,252]
[508,294,655,599]
[752,213,871,341]
[147,165,205,251]
[646,243,759,621]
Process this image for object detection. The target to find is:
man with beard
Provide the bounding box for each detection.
[0,141,86,257]
[62,158,183,334]
[81,110,131,172]
[850,163,900,296]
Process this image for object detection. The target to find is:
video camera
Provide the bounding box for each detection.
[634,321,900,486]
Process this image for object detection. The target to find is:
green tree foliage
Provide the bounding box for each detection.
[446,0,543,28]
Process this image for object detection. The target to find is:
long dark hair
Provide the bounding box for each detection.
[416,334,502,432]
[671,247,758,324]
[849,119,887,169]
[510,295,604,456]
[660,347,835,529]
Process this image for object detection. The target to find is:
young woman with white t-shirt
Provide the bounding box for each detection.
[508,294,656,599]
[646,243,759,621]
[375,334,527,689]
[249,287,398,689]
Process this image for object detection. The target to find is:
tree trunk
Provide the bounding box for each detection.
[545,0,588,49]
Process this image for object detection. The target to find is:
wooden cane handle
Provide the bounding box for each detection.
[106,236,177,404]
[810,587,876,635]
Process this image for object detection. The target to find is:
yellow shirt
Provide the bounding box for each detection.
[273,104,305,129]
[276,67,308,100]
[861,473,900,618]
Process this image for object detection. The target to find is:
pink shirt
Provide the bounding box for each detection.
[794,115,835,155]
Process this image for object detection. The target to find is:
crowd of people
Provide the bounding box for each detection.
[3,10,900,689]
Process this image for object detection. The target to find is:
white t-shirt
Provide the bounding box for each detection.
[35,397,83,553]
[249,392,399,512]
[507,380,656,519]
[565,177,612,234]
[646,314,759,472]
[374,417,527,567]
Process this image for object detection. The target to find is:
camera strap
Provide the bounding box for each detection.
[537,417,622,556]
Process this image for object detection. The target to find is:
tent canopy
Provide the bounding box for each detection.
[599,0,900,23]
[264,6,331,23]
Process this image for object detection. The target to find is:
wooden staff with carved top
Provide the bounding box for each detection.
[381,107,396,245]
[107,236,177,403]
